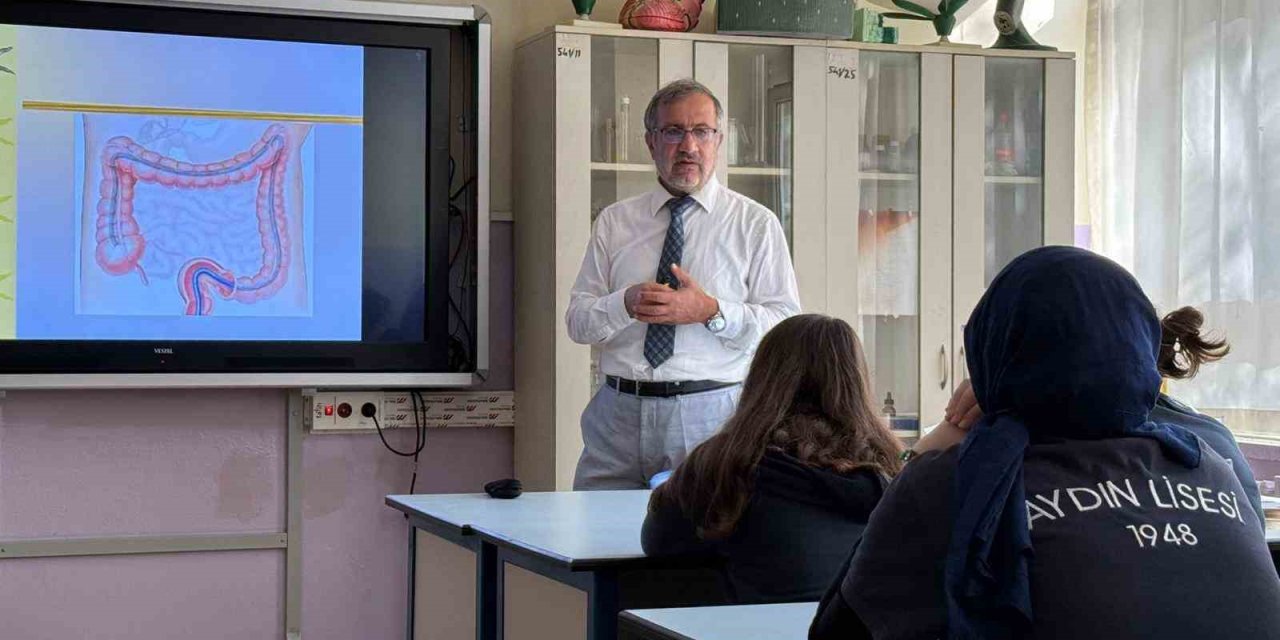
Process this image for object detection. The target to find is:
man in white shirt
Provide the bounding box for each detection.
[566,79,801,490]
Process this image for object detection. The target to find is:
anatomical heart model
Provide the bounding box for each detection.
[619,0,704,32]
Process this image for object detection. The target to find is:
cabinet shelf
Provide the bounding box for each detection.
[984,175,1042,184]
[859,172,917,182]
[728,166,789,176]
[591,162,654,172]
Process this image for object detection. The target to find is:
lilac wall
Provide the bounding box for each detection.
[0,552,284,639]
[0,223,514,640]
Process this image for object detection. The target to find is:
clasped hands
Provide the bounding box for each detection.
[624,265,718,326]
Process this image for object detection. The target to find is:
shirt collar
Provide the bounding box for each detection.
[648,175,721,217]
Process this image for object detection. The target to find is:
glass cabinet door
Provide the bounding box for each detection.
[984,58,1044,284]
[590,37,659,221]
[589,36,659,392]
[723,45,794,246]
[857,52,921,435]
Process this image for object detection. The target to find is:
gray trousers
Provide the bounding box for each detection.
[573,383,742,490]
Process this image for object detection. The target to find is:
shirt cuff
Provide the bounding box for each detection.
[604,288,635,336]
[715,299,745,339]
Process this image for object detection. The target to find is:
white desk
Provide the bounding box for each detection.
[390,491,652,567]
[386,491,726,640]
[620,602,818,640]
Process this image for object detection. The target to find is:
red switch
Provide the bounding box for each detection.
[323,404,334,416]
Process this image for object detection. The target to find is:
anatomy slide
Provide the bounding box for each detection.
[5,22,365,341]
[77,115,314,317]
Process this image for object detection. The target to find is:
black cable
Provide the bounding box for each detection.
[444,153,476,373]
[372,413,419,457]
[448,203,467,266]
[445,197,474,371]
[446,201,473,370]
[448,296,473,342]
[407,391,423,494]
[375,390,432,499]
[414,391,430,493]
[450,175,475,202]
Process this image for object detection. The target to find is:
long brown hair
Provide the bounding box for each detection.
[649,314,903,540]
[1159,306,1230,380]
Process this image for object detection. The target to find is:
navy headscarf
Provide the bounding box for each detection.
[944,246,1202,639]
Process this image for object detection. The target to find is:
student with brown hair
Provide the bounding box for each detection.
[1157,306,1231,379]
[641,314,903,604]
[1151,306,1261,524]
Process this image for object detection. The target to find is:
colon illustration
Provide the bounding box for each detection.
[79,115,313,317]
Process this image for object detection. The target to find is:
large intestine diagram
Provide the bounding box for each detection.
[90,118,310,316]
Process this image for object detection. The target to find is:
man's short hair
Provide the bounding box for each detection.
[643,78,725,132]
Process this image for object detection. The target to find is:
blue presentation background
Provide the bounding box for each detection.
[12,24,365,341]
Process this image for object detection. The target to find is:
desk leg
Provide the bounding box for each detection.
[407,526,417,640]
[477,541,498,640]
[586,571,619,640]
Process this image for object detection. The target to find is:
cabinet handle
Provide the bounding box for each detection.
[939,344,948,390]
[959,345,967,380]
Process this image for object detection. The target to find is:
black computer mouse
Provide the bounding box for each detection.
[484,478,522,499]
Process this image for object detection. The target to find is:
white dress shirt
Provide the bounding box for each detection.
[566,177,801,382]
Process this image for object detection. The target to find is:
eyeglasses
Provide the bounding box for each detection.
[651,126,720,145]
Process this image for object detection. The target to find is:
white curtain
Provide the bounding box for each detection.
[1087,0,1280,414]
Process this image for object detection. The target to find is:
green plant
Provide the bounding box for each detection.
[883,0,970,40]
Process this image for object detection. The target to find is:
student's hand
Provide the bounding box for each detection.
[912,420,969,454]
[625,282,672,318]
[632,265,718,325]
[909,380,983,457]
[944,378,982,430]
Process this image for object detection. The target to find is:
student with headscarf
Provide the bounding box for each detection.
[941,305,1263,525]
[642,314,902,604]
[809,246,1280,639]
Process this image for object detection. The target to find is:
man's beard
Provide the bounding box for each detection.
[666,160,703,190]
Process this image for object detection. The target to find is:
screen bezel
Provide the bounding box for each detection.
[0,0,456,375]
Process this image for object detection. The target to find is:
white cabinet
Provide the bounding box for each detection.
[515,26,1074,490]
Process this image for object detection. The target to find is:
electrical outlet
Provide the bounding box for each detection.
[310,392,385,431]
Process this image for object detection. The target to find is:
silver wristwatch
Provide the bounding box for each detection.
[704,306,726,333]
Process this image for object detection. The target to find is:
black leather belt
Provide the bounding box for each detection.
[606,376,738,398]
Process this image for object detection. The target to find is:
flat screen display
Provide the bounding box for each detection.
[0,1,457,374]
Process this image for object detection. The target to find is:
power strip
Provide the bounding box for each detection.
[306,391,514,432]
